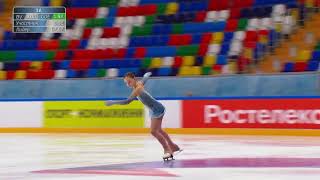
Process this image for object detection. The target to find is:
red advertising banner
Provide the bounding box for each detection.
[182,99,320,129]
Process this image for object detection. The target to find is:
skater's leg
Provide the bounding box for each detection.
[154,116,180,153]
[159,129,180,152]
[150,118,170,153]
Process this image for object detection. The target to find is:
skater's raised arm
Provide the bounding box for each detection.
[140,72,152,85]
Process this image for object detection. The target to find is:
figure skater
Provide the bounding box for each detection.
[105,72,181,160]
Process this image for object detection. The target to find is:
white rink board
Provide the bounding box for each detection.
[0,100,181,128]
[144,100,181,128]
[0,102,42,127]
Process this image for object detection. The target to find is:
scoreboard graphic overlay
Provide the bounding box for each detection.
[13,6,66,33]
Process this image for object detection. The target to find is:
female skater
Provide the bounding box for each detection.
[105,72,181,160]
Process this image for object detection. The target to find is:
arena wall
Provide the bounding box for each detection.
[0,97,320,136]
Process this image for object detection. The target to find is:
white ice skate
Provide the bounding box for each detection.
[162,152,174,161]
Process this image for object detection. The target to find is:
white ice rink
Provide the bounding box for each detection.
[1,133,320,180]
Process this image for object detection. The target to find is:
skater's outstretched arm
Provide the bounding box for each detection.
[105,98,135,106]
[105,81,144,106]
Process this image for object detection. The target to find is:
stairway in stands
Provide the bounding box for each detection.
[259,10,320,73]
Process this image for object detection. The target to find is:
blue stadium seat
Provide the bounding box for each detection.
[216,55,227,65]
[125,48,136,58]
[79,40,88,49]
[76,70,86,78]
[3,62,19,70]
[283,62,294,72]
[146,46,177,57]
[126,59,142,67]
[223,32,234,43]
[105,17,115,27]
[139,0,172,4]
[118,68,139,76]
[170,67,178,76]
[60,60,70,69]
[195,56,204,66]
[70,0,99,7]
[67,70,76,78]
[183,22,226,33]
[311,51,320,61]
[220,44,230,55]
[153,35,169,46]
[307,61,319,71]
[108,7,117,17]
[191,33,202,44]
[103,60,119,68]
[86,68,98,77]
[158,67,172,76]
[90,60,104,68]
[52,62,61,70]
[16,50,46,61]
[152,24,172,35]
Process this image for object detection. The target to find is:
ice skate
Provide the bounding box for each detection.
[162,152,174,161]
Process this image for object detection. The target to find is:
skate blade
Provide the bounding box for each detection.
[163,157,174,161]
[163,154,174,161]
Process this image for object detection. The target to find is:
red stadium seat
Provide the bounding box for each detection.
[102,27,120,38]
[19,61,31,70]
[229,8,241,19]
[137,4,157,16]
[42,61,52,70]
[114,48,127,59]
[208,1,228,10]
[244,41,257,49]
[212,64,222,73]
[198,43,209,56]
[169,34,192,46]
[67,8,97,19]
[195,11,206,22]
[294,62,307,72]
[201,33,213,44]
[82,28,92,39]
[54,50,67,60]
[94,50,108,59]
[117,6,135,16]
[70,60,91,70]
[134,47,146,58]
[38,40,59,50]
[245,31,258,42]
[68,40,81,49]
[6,71,15,80]
[27,70,54,79]
[173,56,183,68]
[117,5,156,16]
[237,56,250,72]
[225,19,238,31]
[103,48,115,59]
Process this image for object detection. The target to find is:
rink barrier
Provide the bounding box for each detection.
[2,128,320,136]
[0,95,318,101]
[0,97,320,136]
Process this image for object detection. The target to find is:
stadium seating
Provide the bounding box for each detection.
[0,0,305,79]
[282,41,320,72]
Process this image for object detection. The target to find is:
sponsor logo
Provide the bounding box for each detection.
[204,105,320,125]
[182,99,320,129]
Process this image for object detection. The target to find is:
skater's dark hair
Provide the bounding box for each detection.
[124,72,136,79]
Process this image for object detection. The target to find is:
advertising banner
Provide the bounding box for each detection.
[0,102,42,127]
[182,99,320,129]
[144,100,181,128]
[44,101,144,128]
